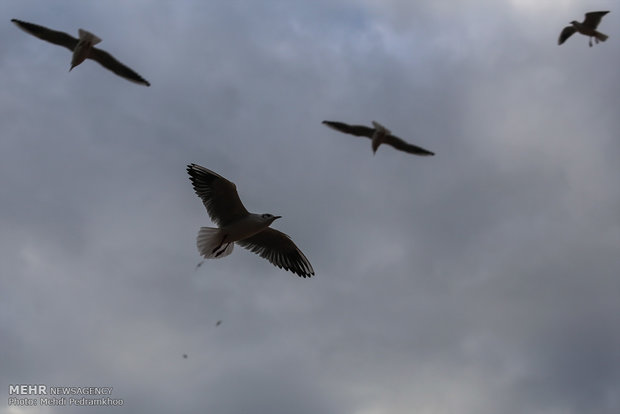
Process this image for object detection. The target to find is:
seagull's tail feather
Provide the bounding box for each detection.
[78,28,101,45]
[197,227,234,259]
[594,31,608,42]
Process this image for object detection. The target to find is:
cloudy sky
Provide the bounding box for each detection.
[1,0,619,413]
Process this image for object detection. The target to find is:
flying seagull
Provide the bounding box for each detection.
[558,11,610,47]
[187,164,314,278]
[11,18,150,86]
[322,120,435,156]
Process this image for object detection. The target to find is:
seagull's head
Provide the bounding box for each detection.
[260,213,281,225]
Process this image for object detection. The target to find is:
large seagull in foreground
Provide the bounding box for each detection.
[187,164,314,278]
[322,120,435,156]
[558,11,610,47]
[11,19,150,86]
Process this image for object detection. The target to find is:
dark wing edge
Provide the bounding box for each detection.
[11,19,78,51]
[583,11,609,29]
[237,228,315,278]
[558,26,576,45]
[322,121,375,137]
[186,164,249,226]
[385,135,435,156]
[88,47,150,86]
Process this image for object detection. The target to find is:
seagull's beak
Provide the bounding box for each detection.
[274,215,282,220]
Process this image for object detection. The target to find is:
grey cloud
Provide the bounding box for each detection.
[1,1,619,414]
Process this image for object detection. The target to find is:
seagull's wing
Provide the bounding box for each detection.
[583,11,609,29]
[237,228,314,278]
[558,26,576,45]
[384,134,435,156]
[88,47,150,86]
[11,19,78,51]
[187,164,250,227]
[322,121,375,138]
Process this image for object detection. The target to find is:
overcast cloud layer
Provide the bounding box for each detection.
[1,1,619,413]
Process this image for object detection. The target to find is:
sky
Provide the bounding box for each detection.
[1,0,619,413]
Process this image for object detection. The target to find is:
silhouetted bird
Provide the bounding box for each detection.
[11,19,150,85]
[322,120,434,156]
[187,164,314,278]
[558,11,610,47]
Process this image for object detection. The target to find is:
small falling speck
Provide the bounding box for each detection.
[182,354,188,359]
[195,260,204,269]
[216,320,222,327]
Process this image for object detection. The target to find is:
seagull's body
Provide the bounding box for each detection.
[558,11,609,47]
[187,164,314,278]
[70,29,101,70]
[322,120,435,156]
[371,121,390,153]
[11,19,150,86]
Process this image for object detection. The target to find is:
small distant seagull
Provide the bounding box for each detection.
[187,164,314,278]
[322,120,435,156]
[216,320,222,327]
[558,11,610,47]
[11,19,150,86]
